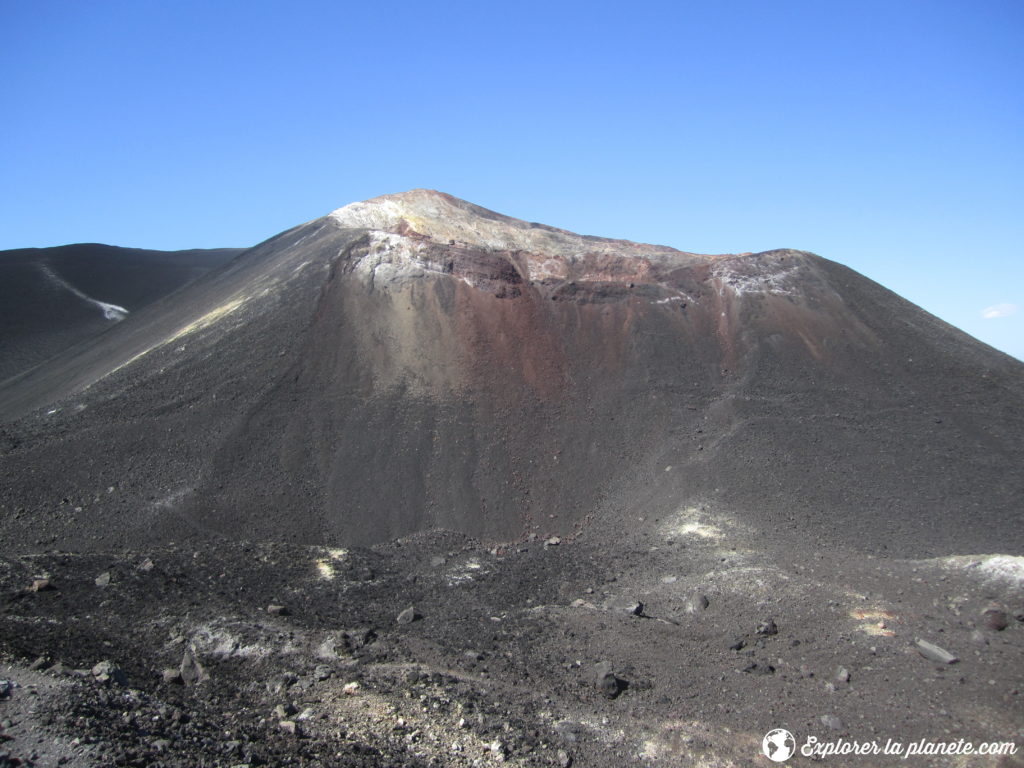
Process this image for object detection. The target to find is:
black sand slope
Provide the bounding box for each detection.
[0,191,1021,767]
[0,244,242,382]
[0,191,1021,557]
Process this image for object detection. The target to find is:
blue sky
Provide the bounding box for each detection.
[2,0,1022,359]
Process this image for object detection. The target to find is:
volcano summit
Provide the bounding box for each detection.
[0,191,1021,767]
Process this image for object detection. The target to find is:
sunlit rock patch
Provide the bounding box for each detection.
[314,547,349,581]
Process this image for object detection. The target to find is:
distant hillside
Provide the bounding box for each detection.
[0,243,243,380]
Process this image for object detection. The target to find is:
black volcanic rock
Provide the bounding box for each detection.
[0,189,1022,560]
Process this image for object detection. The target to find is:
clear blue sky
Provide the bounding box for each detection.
[2,0,1022,359]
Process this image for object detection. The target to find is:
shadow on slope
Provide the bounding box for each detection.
[0,243,243,381]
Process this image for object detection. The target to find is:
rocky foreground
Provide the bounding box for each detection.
[1,505,1022,767]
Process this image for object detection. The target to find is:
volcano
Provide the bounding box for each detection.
[2,189,1021,556]
[0,191,1021,767]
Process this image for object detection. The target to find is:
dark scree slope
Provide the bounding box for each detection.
[0,190,1021,558]
[0,243,242,381]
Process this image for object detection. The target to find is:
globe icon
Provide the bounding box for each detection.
[762,729,796,762]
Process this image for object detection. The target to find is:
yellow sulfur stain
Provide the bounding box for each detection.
[107,297,247,378]
[315,560,335,580]
[676,521,724,539]
[166,298,245,344]
[314,548,349,580]
[641,719,753,766]
[850,608,897,636]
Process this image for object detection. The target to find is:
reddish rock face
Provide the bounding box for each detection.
[320,192,878,407]
[0,190,1022,557]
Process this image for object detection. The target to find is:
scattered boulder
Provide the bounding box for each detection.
[273,703,297,719]
[279,720,301,736]
[557,748,573,768]
[756,619,778,636]
[161,668,183,684]
[396,606,421,625]
[30,578,54,592]
[137,558,155,572]
[340,627,377,652]
[180,651,209,685]
[834,666,850,683]
[313,665,332,681]
[607,596,644,616]
[94,572,111,588]
[343,681,361,695]
[91,661,127,686]
[592,661,623,699]
[982,608,1009,632]
[266,672,298,694]
[429,555,447,568]
[915,639,958,665]
[685,593,710,613]
[267,604,290,616]
[599,674,623,698]
[544,537,561,547]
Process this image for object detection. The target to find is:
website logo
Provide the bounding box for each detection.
[762,729,796,762]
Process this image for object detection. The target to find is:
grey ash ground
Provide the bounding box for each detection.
[1,191,1022,766]
[2,523,1022,767]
